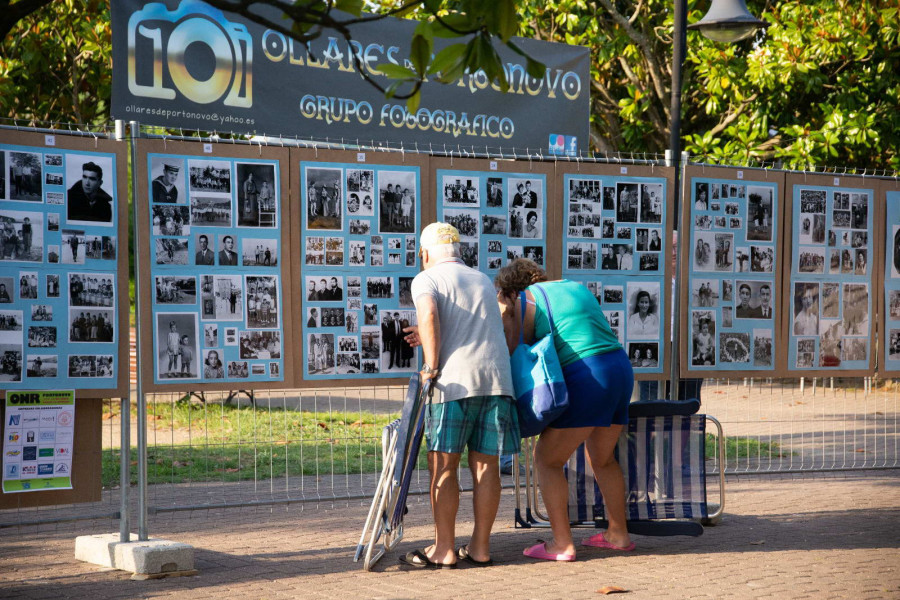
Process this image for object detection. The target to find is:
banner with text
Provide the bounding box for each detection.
[111,0,589,154]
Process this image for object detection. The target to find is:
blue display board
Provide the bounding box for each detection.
[787,178,874,372]
[0,139,123,390]
[300,160,421,379]
[435,168,547,271]
[884,189,900,374]
[685,174,780,373]
[561,171,668,375]
[145,151,286,385]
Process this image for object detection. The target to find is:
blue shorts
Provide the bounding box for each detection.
[549,349,633,429]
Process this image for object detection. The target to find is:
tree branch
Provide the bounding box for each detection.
[707,92,760,137]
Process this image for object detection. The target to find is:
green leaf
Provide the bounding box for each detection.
[427,43,467,76]
[409,34,432,77]
[406,90,422,113]
[332,0,364,16]
[431,13,476,37]
[495,0,519,41]
[375,63,418,80]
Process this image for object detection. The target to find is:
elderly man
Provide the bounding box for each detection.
[399,222,518,569]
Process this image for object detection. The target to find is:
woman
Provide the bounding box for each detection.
[204,350,224,379]
[523,210,540,238]
[626,290,659,338]
[495,259,635,561]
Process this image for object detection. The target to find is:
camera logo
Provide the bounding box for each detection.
[128,0,253,107]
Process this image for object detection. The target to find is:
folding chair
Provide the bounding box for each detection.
[355,375,431,570]
[515,399,725,536]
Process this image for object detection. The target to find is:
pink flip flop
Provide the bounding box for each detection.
[523,542,575,562]
[582,532,635,552]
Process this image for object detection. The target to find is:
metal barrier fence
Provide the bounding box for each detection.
[0,377,897,530]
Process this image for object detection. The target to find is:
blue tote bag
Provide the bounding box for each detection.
[510,284,569,438]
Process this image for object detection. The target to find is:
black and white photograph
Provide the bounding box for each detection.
[460,241,479,268]
[60,229,85,265]
[694,182,709,210]
[84,235,116,260]
[889,329,900,361]
[242,238,278,267]
[47,212,59,232]
[443,175,480,205]
[155,275,196,305]
[155,312,199,379]
[799,188,826,213]
[379,309,417,373]
[627,342,659,368]
[45,274,59,298]
[223,327,238,346]
[603,309,622,343]
[840,337,867,362]
[0,309,23,331]
[0,277,12,303]
[692,232,715,272]
[842,283,869,336]
[444,208,479,239]
[615,182,638,222]
[347,168,374,197]
[507,245,524,263]
[832,210,851,229]
[27,354,57,378]
[822,282,840,319]
[228,361,249,378]
[349,218,370,235]
[625,282,660,340]
[68,307,114,342]
[305,236,324,265]
[363,303,378,325]
[348,240,366,266]
[305,166,343,230]
[306,275,343,302]
[217,234,239,266]
[189,159,231,194]
[691,310,716,366]
[509,178,542,209]
[719,332,751,364]
[616,226,631,240]
[44,154,62,167]
[722,306,733,328]
[17,271,37,299]
[152,205,190,236]
[346,191,375,217]
[154,237,189,265]
[378,170,416,233]
[819,320,842,366]
[245,275,279,328]
[850,193,868,229]
[345,311,358,332]
[336,352,361,374]
[68,273,115,307]
[236,162,277,227]
[692,279,719,307]
[8,151,42,202]
[204,323,218,347]
[46,191,64,205]
[639,183,663,223]
[584,281,602,304]
[734,247,750,272]
[202,349,224,379]
[854,249,868,275]
[68,355,113,378]
[714,233,734,271]
[66,154,114,226]
[317,307,344,328]
[150,157,185,204]
[524,245,544,266]
[735,280,773,319]
[487,240,503,253]
[27,326,56,348]
[604,285,624,304]
[750,245,774,272]
[0,210,42,262]
[307,333,335,374]
[602,243,631,271]
[190,195,231,227]
[798,247,826,273]
[209,275,243,321]
[486,177,503,207]
[792,282,820,336]
[325,236,344,266]
[30,304,52,322]
[239,330,282,359]
[752,329,773,367]
[482,214,508,236]
[361,327,380,360]
[639,253,659,272]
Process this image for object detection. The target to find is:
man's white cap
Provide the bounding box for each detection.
[419,222,460,250]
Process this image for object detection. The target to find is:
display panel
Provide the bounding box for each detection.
[882,187,900,375]
[298,153,425,381]
[136,140,292,391]
[682,167,783,376]
[559,165,672,379]
[0,131,128,396]
[784,174,875,375]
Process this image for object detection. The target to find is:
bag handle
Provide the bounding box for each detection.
[532,284,557,334]
[518,291,527,345]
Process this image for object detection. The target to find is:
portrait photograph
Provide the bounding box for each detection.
[306,166,343,230]
[627,342,659,369]
[190,195,232,227]
[850,193,868,229]
[188,159,231,194]
[155,312,199,379]
[378,309,417,373]
[245,275,279,329]
[509,177,542,210]
[378,170,416,234]
[66,153,114,226]
[8,151,42,202]
[693,182,709,210]
[486,177,503,207]
[150,157,185,204]
[443,175,480,206]
[236,162,277,228]
[691,310,716,367]
[639,183,663,223]
[202,349,225,379]
[793,282,820,336]
[615,182,638,222]
[625,282,660,340]
[306,275,343,302]
[68,307,114,343]
[734,280,773,320]
[0,209,43,263]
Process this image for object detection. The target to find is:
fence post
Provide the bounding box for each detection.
[128,121,149,541]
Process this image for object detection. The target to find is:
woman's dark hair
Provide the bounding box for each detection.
[634,290,652,313]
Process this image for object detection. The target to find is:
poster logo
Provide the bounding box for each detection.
[21,465,37,476]
[548,134,578,157]
[7,432,21,444]
[38,448,54,458]
[57,410,74,427]
[22,447,37,461]
[128,0,253,107]
[55,446,71,457]
[39,431,56,442]
[8,415,20,426]
[37,464,54,475]
[5,464,20,478]
[5,450,21,458]
[56,463,69,474]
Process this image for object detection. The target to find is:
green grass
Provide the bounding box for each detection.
[99,403,786,488]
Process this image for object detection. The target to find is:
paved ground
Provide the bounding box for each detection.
[1,471,898,599]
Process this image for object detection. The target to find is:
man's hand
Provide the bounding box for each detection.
[402,325,421,347]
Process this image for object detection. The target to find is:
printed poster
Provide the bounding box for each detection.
[3,390,74,493]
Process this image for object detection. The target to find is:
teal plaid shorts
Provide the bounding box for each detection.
[426,395,520,456]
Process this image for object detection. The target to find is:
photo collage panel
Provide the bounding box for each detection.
[0,143,119,388]
[436,170,547,271]
[301,161,420,379]
[147,153,284,384]
[563,173,668,373]
[687,179,778,371]
[885,191,900,372]
[788,185,873,371]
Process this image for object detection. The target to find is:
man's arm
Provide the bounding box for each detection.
[414,294,440,381]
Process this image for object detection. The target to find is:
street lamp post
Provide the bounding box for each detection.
[668,0,769,400]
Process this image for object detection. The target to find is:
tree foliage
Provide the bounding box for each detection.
[516,0,900,171]
[1,0,898,171]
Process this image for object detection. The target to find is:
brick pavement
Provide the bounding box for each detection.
[1,471,899,599]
